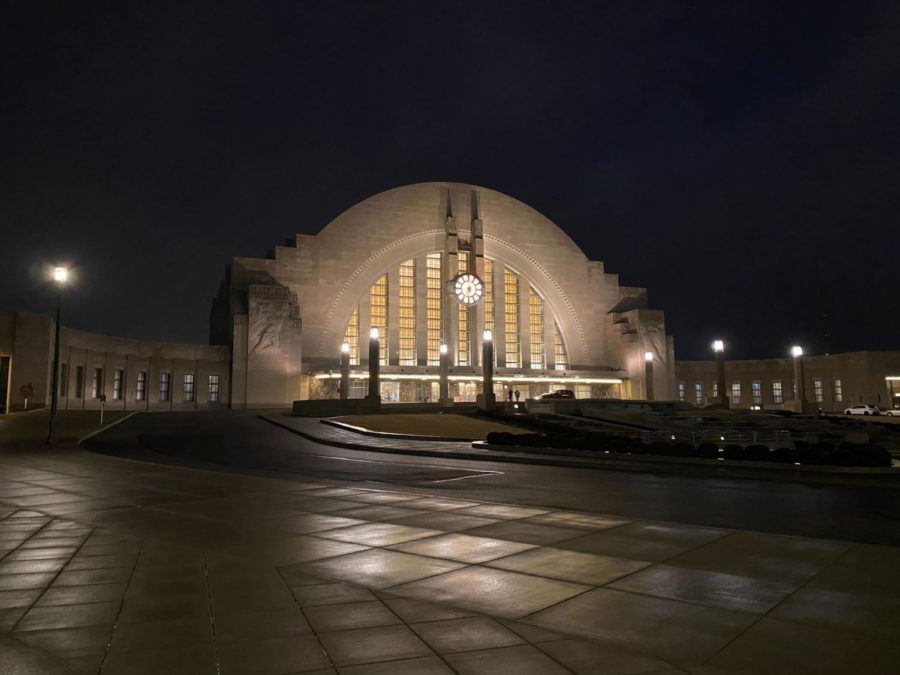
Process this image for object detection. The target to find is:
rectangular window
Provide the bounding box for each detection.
[712,381,718,399]
[528,287,544,369]
[814,378,824,403]
[184,373,195,402]
[59,363,68,397]
[399,259,417,366]
[457,252,470,367]
[91,368,103,399]
[833,379,843,402]
[159,372,171,402]
[113,370,123,400]
[752,381,762,405]
[208,374,220,403]
[343,306,360,366]
[136,371,146,401]
[426,253,443,366]
[504,269,520,368]
[370,273,388,366]
[677,383,685,401]
[75,365,84,398]
[484,259,494,335]
[731,383,742,405]
[553,322,567,371]
[792,381,797,398]
[694,383,703,405]
[772,380,783,404]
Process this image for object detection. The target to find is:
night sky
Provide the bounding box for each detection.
[3,1,898,360]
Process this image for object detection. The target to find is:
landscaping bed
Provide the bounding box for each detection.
[484,431,892,468]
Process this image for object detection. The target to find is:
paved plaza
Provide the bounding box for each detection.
[1,431,900,674]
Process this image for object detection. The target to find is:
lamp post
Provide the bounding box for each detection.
[439,343,450,406]
[366,328,380,403]
[791,345,806,413]
[481,330,494,409]
[713,339,728,408]
[644,351,654,401]
[47,266,69,444]
[339,342,350,400]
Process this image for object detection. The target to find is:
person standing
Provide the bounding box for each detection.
[514,389,521,402]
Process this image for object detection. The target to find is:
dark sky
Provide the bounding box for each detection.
[3,1,898,360]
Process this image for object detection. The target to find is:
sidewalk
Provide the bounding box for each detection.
[1,439,899,673]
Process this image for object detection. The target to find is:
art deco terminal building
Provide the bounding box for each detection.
[6,181,894,414]
[208,182,674,407]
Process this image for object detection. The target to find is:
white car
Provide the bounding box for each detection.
[886,408,900,417]
[844,404,881,416]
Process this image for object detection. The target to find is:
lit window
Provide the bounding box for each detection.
[752,381,762,405]
[370,273,388,366]
[677,383,685,401]
[833,379,842,402]
[136,371,146,401]
[694,383,703,405]
[209,374,220,403]
[343,306,360,366]
[91,368,103,399]
[159,372,171,402]
[184,373,195,402]
[814,378,824,403]
[528,287,544,369]
[712,381,718,399]
[553,322,567,371]
[426,253,442,365]
[457,252,470,366]
[113,370,123,400]
[731,383,742,404]
[504,269,520,368]
[772,380,783,404]
[399,259,416,366]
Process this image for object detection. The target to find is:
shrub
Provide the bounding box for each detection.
[671,442,696,457]
[743,444,772,462]
[629,441,651,455]
[771,446,798,463]
[722,444,744,460]
[798,445,827,465]
[855,444,891,467]
[648,441,673,456]
[696,442,719,458]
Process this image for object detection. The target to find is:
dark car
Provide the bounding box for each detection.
[539,389,575,400]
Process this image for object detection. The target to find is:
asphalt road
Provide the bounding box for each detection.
[85,411,900,546]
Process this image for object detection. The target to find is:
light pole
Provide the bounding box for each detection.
[644,351,654,401]
[713,339,728,408]
[339,342,350,400]
[481,330,494,409]
[439,343,450,406]
[47,266,69,444]
[791,345,806,413]
[366,328,380,403]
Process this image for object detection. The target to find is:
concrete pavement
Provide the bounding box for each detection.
[1,426,900,673]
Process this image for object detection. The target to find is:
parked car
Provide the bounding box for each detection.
[844,404,881,416]
[539,389,576,400]
[885,408,900,417]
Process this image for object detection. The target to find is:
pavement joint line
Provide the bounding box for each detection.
[202,553,222,675]
[698,541,859,667]
[277,566,340,672]
[77,410,139,445]
[96,540,144,674]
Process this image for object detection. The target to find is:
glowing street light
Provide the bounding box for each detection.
[791,345,807,412]
[481,331,494,409]
[791,345,803,358]
[369,327,379,340]
[47,265,70,443]
[644,351,653,362]
[439,342,449,406]
[712,338,727,408]
[644,351,654,401]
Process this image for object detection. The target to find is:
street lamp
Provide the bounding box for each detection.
[366,328,380,403]
[339,342,350,400]
[481,330,494,409]
[643,351,654,401]
[712,339,728,408]
[47,266,69,443]
[791,345,806,412]
[439,342,449,406]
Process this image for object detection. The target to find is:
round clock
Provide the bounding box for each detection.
[452,273,484,305]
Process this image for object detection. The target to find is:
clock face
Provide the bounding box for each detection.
[453,273,484,305]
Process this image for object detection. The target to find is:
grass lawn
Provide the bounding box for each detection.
[0,409,132,446]
[333,413,526,439]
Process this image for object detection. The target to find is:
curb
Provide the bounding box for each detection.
[321,418,477,442]
[260,414,900,487]
[77,411,139,445]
